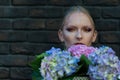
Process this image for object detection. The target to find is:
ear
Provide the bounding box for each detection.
[58,29,64,42]
[92,30,97,42]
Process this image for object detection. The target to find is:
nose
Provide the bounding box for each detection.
[76,30,82,40]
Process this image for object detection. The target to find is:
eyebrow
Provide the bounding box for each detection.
[65,24,93,28]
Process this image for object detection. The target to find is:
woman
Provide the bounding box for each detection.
[30,6,120,80]
[58,6,97,48]
[57,6,97,79]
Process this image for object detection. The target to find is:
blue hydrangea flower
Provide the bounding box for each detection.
[46,47,61,55]
[40,48,80,80]
[88,46,120,80]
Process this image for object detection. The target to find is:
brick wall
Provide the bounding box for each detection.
[0,0,120,80]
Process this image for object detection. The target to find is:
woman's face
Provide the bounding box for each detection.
[58,12,97,49]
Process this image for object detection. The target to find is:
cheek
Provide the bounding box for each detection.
[83,33,94,45]
[63,31,75,44]
[63,33,72,42]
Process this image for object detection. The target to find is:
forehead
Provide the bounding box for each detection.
[64,12,93,26]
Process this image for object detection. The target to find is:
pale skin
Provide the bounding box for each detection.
[58,12,97,49]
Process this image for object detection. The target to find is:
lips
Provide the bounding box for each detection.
[74,43,84,45]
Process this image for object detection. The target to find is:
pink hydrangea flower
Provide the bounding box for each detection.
[68,45,96,58]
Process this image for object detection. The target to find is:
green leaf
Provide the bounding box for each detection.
[80,55,92,65]
[29,52,46,71]
[32,71,43,80]
[77,54,92,74]
[29,53,46,80]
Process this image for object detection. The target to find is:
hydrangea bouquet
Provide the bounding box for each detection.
[29,45,120,80]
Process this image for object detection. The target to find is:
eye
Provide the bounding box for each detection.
[82,26,92,32]
[66,26,76,32]
[66,28,75,32]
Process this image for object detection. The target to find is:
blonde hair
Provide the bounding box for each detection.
[60,6,95,30]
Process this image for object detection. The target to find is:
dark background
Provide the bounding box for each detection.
[0,0,120,80]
